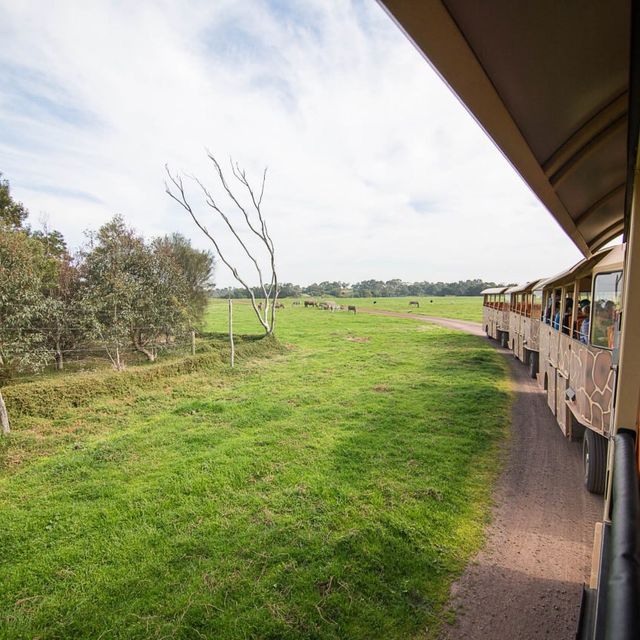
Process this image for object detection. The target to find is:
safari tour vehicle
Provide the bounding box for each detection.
[380,1,640,637]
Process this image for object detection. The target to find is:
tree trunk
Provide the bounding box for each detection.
[115,344,123,371]
[0,389,10,435]
[55,338,64,371]
[132,332,155,362]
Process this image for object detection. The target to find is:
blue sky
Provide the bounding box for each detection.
[0,0,582,287]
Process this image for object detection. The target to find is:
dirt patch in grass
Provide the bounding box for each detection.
[372,384,392,393]
[345,335,370,343]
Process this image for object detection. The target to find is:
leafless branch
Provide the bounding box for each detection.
[164,158,278,335]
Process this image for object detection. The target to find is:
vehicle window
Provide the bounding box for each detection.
[590,271,623,349]
[573,290,591,340]
[532,290,542,319]
[551,288,562,330]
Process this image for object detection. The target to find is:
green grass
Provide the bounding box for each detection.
[0,299,509,639]
[273,296,483,323]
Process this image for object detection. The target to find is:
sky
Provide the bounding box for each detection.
[0,0,583,288]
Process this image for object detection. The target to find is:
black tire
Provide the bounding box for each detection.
[528,352,538,379]
[500,332,509,348]
[583,430,607,494]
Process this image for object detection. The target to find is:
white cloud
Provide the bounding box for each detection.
[0,0,582,286]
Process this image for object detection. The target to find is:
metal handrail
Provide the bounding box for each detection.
[605,430,640,639]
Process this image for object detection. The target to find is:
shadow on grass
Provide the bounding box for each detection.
[286,335,511,638]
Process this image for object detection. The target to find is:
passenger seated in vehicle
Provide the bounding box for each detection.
[580,304,590,344]
[552,296,562,329]
[575,299,590,339]
[562,298,573,335]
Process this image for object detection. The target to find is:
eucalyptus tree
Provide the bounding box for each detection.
[0,227,48,432]
[82,216,199,365]
[152,233,214,324]
[81,216,147,369]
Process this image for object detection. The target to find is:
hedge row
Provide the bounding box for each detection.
[3,336,282,420]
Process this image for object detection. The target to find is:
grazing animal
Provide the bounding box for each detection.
[292,301,301,306]
[348,305,357,314]
[275,303,285,309]
[257,302,263,310]
[304,300,316,308]
[409,301,420,308]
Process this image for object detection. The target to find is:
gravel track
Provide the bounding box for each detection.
[362,309,603,639]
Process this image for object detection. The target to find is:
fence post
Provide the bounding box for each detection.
[229,298,235,368]
[0,390,10,435]
[191,329,196,356]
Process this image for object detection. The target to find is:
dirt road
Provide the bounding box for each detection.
[363,310,603,639]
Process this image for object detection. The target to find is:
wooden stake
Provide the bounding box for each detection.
[191,329,196,356]
[229,298,235,368]
[0,389,10,435]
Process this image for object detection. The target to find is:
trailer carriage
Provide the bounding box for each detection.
[480,286,508,340]
[536,247,623,454]
[505,279,545,373]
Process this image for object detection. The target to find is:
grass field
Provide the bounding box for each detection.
[1,299,509,639]
[279,296,483,323]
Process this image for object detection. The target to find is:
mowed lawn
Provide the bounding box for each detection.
[1,299,509,639]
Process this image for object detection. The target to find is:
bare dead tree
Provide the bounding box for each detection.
[165,152,279,336]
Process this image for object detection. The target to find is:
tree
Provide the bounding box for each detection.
[0,228,49,378]
[165,152,279,336]
[152,233,215,323]
[40,254,95,371]
[0,173,29,229]
[81,216,148,369]
[0,227,48,433]
[82,216,198,366]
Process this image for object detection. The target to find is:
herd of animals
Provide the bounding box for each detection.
[255,299,428,314]
[296,300,358,313]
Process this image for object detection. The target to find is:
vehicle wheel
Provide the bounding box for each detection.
[500,332,508,348]
[583,430,607,494]
[529,352,538,379]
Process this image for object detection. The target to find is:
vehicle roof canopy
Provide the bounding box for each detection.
[378,0,634,256]
[509,279,545,294]
[537,245,623,289]
[480,286,508,295]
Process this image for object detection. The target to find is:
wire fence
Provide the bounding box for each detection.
[1,327,206,384]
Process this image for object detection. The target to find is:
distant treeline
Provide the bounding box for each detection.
[213,278,503,299]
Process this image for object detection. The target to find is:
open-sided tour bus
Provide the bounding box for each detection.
[379,1,640,637]
[480,286,507,341]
